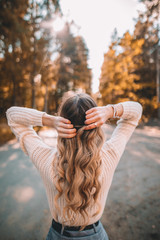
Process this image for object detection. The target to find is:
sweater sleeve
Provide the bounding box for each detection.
[6,106,55,170]
[102,101,143,170]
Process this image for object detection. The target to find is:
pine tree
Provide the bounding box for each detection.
[54,22,92,108]
[0,0,60,117]
[74,36,92,94]
[0,0,30,112]
[100,0,159,119]
[134,0,159,117]
[100,32,144,105]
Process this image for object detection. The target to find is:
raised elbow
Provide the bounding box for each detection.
[6,106,17,124]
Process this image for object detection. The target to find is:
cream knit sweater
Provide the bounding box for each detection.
[6,101,142,226]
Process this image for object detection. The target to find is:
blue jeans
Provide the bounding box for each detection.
[46,220,109,240]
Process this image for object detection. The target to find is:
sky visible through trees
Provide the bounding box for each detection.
[0,0,159,120]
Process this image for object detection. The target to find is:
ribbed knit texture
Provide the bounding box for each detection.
[6,101,142,226]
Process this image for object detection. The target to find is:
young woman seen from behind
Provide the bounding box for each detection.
[6,92,143,240]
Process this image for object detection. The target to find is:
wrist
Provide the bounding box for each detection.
[106,104,121,119]
[42,113,55,127]
[105,105,114,119]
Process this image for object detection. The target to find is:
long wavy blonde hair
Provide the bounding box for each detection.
[54,92,104,229]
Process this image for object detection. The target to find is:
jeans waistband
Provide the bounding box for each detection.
[52,218,99,236]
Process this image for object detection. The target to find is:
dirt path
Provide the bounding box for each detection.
[0,124,159,240]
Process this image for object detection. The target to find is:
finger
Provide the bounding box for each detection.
[84,123,98,130]
[85,116,99,125]
[60,122,74,129]
[61,117,71,124]
[85,107,96,115]
[85,112,97,119]
[59,132,77,138]
[58,127,76,134]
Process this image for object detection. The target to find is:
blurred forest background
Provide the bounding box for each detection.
[0,0,159,144]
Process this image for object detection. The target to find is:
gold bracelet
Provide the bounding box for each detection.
[107,104,120,118]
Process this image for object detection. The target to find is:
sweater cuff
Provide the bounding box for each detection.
[119,101,131,120]
[32,110,46,127]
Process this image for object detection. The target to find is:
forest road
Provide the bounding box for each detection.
[0,124,160,240]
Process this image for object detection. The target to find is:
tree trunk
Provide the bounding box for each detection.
[44,85,48,112]
[11,74,16,106]
[31,0,36,109]
[11,42,17,106]
[156,11,160,119]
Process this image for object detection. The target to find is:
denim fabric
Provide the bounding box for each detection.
[46,221,109,240]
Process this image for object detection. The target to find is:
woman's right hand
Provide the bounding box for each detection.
[53,116,77,138]
[85,106,114,130]
[42,113,76,138]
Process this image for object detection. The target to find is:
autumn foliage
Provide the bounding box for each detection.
[0,0,91,120]
[100,0,159,119]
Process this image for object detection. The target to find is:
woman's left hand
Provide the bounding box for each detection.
[42,113,76,138]
[85,106,113,130]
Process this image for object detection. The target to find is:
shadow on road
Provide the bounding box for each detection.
[0,125,160,240]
